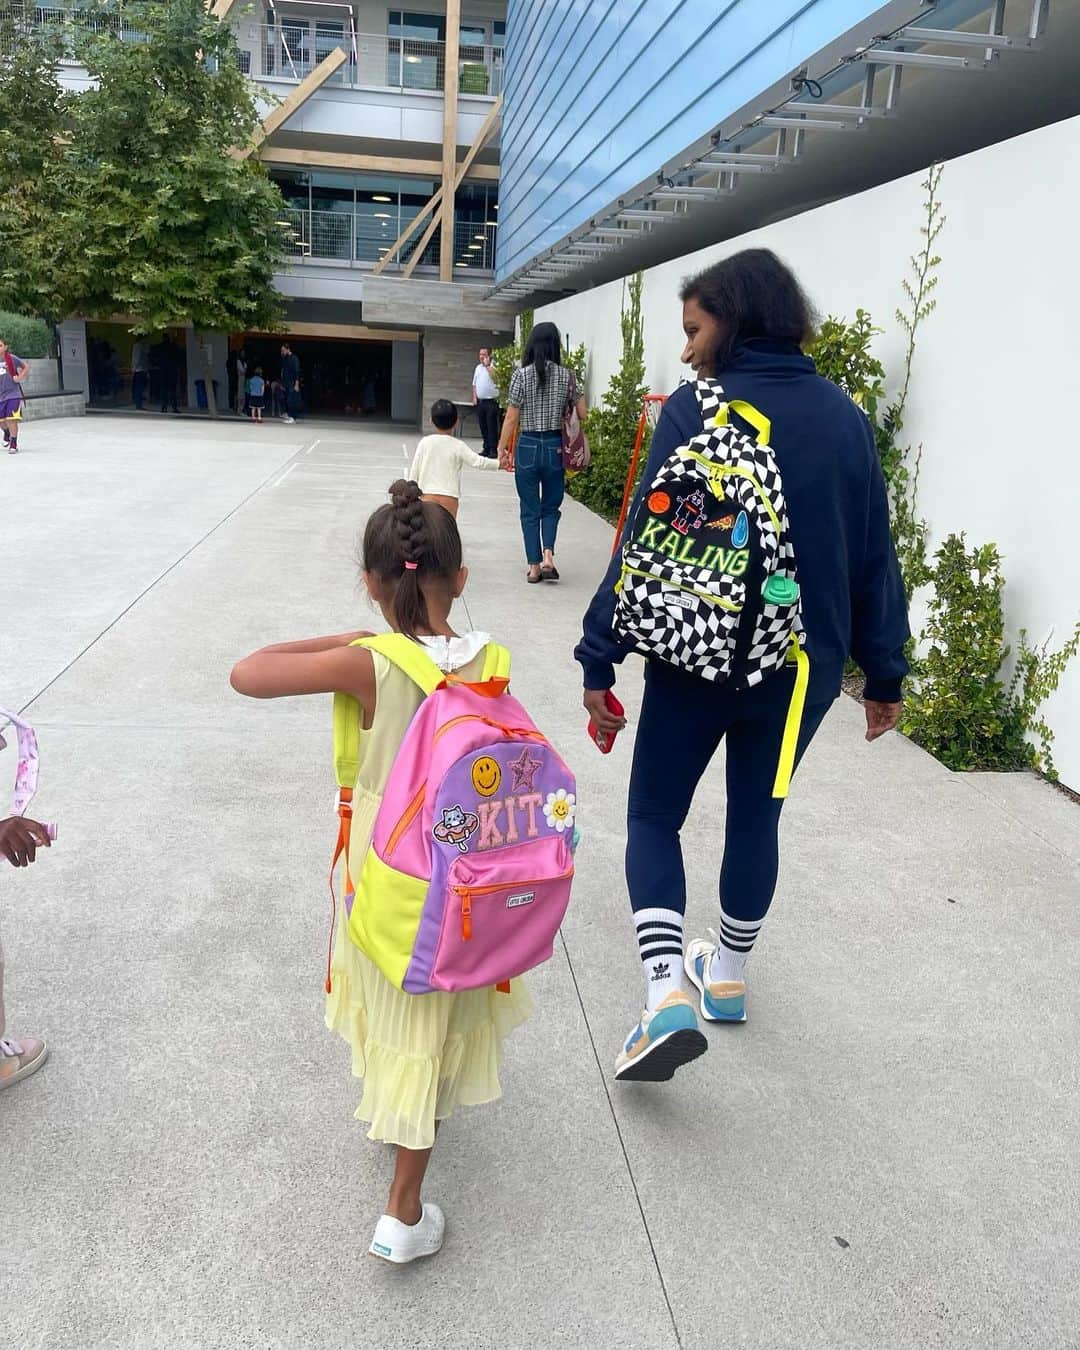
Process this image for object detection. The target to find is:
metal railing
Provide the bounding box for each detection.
[242,26,504,96]
[30,5,150,47]
[280,208,496,272]
[25,11,504,95]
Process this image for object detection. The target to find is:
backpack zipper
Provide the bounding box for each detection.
[620,564,742,612]
[678,452,783,535]
[453,866,576,941]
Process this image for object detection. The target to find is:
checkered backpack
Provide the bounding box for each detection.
[614,378,809,795]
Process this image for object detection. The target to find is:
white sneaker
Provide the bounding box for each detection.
[282,415,295,424]
[685,930,747,1022]
[368,1203,445,1264]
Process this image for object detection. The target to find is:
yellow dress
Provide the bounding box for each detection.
[324,637,534,1150]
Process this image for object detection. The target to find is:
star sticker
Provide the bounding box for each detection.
[508,746,543,793]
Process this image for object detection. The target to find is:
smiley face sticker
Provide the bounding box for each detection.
[471,755,502,798]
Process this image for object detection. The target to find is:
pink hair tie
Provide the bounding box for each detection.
[404,561,419,571]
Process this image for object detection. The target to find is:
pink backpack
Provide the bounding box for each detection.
[330,634,577,995]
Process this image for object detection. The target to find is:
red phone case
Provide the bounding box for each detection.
[588,691,625,754]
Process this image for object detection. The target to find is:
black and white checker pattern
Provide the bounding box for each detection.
[614,377,804,687]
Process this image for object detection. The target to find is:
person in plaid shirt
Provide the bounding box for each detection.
[497,322,587,583]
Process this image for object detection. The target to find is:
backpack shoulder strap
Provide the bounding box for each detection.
[480,641,511,682]
[693,377,726,425]
[358,632,446,694]
[332,635,512,789]
[332,634,442,789]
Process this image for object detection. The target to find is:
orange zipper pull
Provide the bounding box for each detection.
[461,891,472,941]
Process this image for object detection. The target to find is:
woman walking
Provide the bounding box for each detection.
[576,249,909,1082]
[498,321,587,583]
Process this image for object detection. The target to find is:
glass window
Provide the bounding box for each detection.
[270,169,311,210]
[388,10,444,89]
[388,11,446,42]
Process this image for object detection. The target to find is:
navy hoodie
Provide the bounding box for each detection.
[575,339,910,705]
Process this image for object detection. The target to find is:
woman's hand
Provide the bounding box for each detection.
[864,700,901,742]
[583,688,626,737]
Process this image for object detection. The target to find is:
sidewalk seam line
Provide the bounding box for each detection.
[18,443,310,718]
[960,777,1080,865]
[558,930,684,1350]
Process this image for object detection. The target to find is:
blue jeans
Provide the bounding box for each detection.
[514,431,564,565]
[626,659,833,925]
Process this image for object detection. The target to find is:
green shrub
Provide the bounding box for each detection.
[902,534,1080,777]
[568,271,649,521]
[0,311,52,357]
[490,307,531,404]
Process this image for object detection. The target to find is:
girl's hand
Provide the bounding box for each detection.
[1,816,51,867]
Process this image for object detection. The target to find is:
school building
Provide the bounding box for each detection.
[53,0,518,420]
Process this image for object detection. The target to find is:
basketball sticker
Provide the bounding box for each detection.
[647,491,671,515]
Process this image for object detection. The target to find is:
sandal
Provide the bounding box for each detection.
[540,564,560,582]
[527,568,543,584]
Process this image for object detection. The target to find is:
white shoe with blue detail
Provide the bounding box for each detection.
[684,931,747,1023]
[368,1203,445,1264]
[614,990,708,1082]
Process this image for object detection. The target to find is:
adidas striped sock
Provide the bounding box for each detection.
[709,907,761,984]
[635,907,685,1011]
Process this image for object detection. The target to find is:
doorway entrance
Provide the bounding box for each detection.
[236,335,394,417]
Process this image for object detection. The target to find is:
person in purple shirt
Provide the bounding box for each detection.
[0,338,30,455]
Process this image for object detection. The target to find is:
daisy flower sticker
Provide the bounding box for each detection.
[544,788,576,833]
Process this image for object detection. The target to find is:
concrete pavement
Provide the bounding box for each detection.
[2,416,1078,1349]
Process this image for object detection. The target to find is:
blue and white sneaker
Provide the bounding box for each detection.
[685,931,747,1023]
[614,991,708,1082]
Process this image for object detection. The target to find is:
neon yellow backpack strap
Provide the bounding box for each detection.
[332,634,443,789]
[771,637,810,799]
[332,635,510,788]
[481,641,512,682]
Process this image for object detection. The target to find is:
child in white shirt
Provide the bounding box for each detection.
[409,399,499,518]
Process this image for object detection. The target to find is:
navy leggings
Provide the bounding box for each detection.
[626,659,832,925]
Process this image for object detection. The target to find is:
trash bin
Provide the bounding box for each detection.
[195,379,208,409]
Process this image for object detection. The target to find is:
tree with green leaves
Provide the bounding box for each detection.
[12,0,289,410]
[0,14,70,320]
[55,1,286,333]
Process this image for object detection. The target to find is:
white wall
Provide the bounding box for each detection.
[538,114,1080,790]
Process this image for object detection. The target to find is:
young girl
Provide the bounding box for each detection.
[230,479,532,1263]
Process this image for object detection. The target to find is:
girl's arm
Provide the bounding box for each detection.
[230,631,376,703]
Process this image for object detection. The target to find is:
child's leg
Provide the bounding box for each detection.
[387,1144,433,1225]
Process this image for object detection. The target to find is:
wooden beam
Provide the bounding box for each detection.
[258,146,498,181]
[452,94,503,183]
[402,211,443,280]
[439,0,462,281]
[370,189,444,277]
[234,48,348,161]
[243,323,420,343]
[369,96,502,277]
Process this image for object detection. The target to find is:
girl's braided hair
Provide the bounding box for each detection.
[362,480,462,638]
